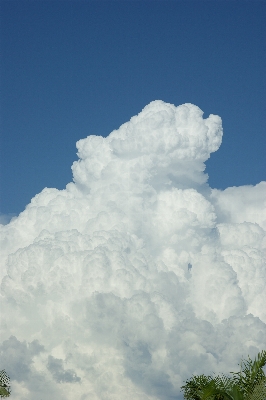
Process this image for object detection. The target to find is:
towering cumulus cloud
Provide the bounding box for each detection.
[0,101,265,400]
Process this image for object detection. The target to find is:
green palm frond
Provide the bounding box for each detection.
[0,387,10,398]
[181,374,217,400]
[180,351,266,400]
[231,350,266,398]
[247,377,266,400]
[0,370,11,398]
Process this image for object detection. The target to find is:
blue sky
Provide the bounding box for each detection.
[1,0,265,216]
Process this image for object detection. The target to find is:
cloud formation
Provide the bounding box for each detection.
[0,101,265,399]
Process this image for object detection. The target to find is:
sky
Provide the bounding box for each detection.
[0,0,265,217]
[0,2,266,400]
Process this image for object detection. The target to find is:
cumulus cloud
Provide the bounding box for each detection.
[211,182,266,229]
[47,355,81,383]
[0,213,17,225]
[0,100,265,399]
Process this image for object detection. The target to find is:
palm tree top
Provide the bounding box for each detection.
[180,350,266,400]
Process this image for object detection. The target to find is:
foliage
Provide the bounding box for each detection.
[230,350,266,400]
[0,370,11,398]
[180,351,266,400]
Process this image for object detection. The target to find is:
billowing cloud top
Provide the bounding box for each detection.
[0,101,265,400]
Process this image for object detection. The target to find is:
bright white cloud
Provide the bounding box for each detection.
[0,101,265,400]
[211,182,266,229]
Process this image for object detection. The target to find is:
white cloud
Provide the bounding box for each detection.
[211,182,266,230]
[0,101,265,399]
[0,213,17,225]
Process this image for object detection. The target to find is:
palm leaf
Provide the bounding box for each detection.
[180,351,266,400]
[231,351,266,398]
[247,377,266,400]
[0,387,10,397]
[0,370,11,398]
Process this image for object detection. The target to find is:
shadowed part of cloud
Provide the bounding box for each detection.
[47,356,81,383]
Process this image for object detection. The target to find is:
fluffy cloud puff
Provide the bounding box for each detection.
[0,101,265,400]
